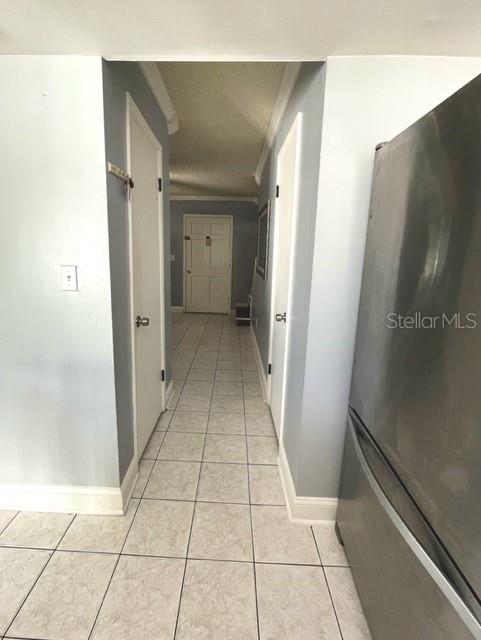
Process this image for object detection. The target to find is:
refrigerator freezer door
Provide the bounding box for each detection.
[337,413,481,640]
[350,74,481,598]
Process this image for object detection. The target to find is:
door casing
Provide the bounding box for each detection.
[126,93,166,463]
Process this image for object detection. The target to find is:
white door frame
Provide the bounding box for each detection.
[266,113,303,441]
[182,213,234,314]
[126,92,166,463]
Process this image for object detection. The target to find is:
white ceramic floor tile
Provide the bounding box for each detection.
[187,369,216,381]
[243,382,262,397]
[90,555,184,640]
[216,360,242,371]
[256,563,341,640]
[210,395,244,413]
[141,431,165,459]
[247,436,278,464]
[58,499,139,553]
[123,499,194,557]
[251,506,320,565]
[325,567,372,639]
[0,512,74,550]
[177,393,212,412]
[155,410,174,431]
[249,465,285,505]
[242,371,259,383]
[245,414,276,436]
[169,410,209,433]
[188,502,252,561]
[215,369,243,382]
[132,459,154,498]
[176,560,257,640]
[203,434,247,463]
[197,463,249,504]
[143,460,200,500]
[172,368,189,380]
[213,381,244,396]
[182,380,214,395]
[0,547,51,636]
[207,412,245,435]
[0,511,17,535]
[312,523,349,566]
[190,359,216,371]
[158,432,205,461]
[8,550,117,640]
[244,396,269,415]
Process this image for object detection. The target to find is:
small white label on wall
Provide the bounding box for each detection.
[61,265,78,291]
[170,254,175,262]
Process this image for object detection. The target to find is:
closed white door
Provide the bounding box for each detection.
[269,114,302,438]
[185,215,232,313]
[129,98,165,459]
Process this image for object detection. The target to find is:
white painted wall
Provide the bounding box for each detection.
[294,56,481,497]
[0,56,120,489]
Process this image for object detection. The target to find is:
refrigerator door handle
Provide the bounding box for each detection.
[348,413,481,639]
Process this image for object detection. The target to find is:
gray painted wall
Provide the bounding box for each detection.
[170,200,258,308]
[102,61,172,482]
[251,62,326,489]
[0,56,119,487]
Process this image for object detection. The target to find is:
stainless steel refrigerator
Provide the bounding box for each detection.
[336,73,481,640]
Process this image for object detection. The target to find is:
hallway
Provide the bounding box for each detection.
[0,313,370,640]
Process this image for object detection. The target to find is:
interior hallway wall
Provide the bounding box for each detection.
[170,199,258,309]
[102,60,172,482]
[298,56,481,499]
[0,56,119,488]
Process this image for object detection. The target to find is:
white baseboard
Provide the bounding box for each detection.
[120,455,138,511]
[171,306,184,313]
[166,380,174,405]
[278,442,338,524]
[0,481,126,516]
[250,325,268,402]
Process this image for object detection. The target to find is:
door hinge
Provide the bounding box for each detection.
[268,363,272,375]
[184,235,191,241]
[161,369,165,381]
[276,185,280,198]
[158,178,162,192]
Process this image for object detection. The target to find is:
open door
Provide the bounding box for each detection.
[127,95,166,460]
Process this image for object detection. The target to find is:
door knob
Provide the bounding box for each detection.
[275,312,287,323]
[136,315,150,328]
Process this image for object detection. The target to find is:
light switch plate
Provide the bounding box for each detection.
[61,265,78,291]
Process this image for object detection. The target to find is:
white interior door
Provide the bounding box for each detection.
[269,114,302,438]
[184,215,232,313]
[128,97,165,459]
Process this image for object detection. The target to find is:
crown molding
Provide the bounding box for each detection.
[139,62,179,135]
[171,195,258,203]
[255,62,302,185]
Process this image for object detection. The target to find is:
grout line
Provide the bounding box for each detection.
[310,527,345,640]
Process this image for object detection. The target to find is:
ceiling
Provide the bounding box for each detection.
[2,1,481,58]
[159,62,286,198]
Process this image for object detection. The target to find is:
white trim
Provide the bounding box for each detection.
[171,306,184,313]
[267,113,303,442]
[166,380,175,405]
[255,62,302,184]
[0,483,125,516]
[126,93,167,465]
[278,443,338,523]
[183,214,233,314]
[171,195,258,203]
[138,62,179,134]
[120,455,139,510]
[250,325,268,401]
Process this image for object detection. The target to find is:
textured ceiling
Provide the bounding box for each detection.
[159,62,286,197]
[2,1,481,58]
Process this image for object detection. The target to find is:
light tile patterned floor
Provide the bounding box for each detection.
[0,313,372,640]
